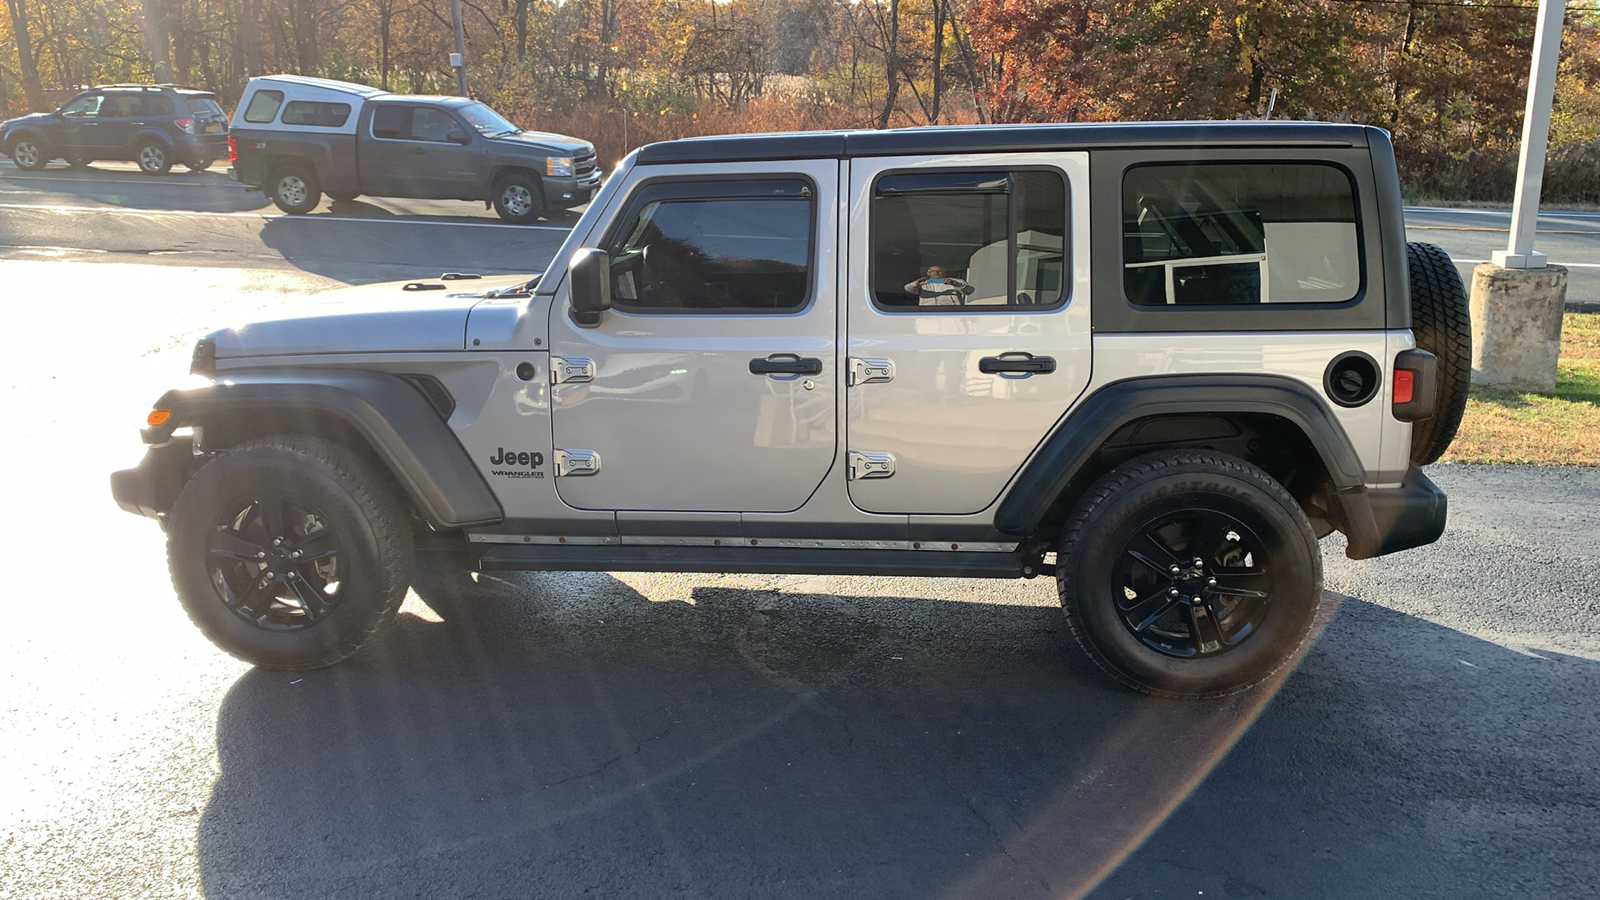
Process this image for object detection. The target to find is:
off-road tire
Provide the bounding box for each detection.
[167,435,412,669]
[136,140,172,175]
[10,138,46,170]
[1057,450,1322,699]
[1406,241,1471,465]
[269,163,322,214]
[492,174,543,224]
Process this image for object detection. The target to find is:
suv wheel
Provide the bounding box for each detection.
[185,159,213,173]
[1405,241,1472,465]
[492,174,543,224]
[136,140,172,175]
[10,138,45,170]
[1057,450,1322,699]
[269,163,322,214]
[166,435,412,669]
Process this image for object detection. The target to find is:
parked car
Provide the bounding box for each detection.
[1,84,229,174]
[113,121,1471,699]
[226,75,602,222]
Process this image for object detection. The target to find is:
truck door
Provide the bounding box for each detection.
[547,160,838,512]
[843,153,1093,515]
[361,104,479,199]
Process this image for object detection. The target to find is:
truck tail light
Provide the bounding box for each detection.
[175,117,196,134]
[1392,349,1437,422]
[227,135,237,162]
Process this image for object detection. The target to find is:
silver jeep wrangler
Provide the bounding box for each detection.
[112,122,1470,698]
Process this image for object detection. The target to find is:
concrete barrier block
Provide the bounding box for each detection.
[1469,262,1568,394]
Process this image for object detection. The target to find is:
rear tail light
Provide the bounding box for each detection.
[227,135,237,162]
[1392,349,1437,422]
[175,117,196,134]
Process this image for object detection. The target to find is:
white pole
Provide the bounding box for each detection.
[1494,0,1566,270]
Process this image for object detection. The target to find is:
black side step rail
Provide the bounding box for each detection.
[477,545,1024,579]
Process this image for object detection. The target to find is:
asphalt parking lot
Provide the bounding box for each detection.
[0,164,1596,899]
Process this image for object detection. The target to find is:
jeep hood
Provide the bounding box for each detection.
[206,274,531,358]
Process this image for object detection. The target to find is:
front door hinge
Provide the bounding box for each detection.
[555,449,601,476]
[848,356,895,386]
[551,357,596,384]
[847,450,896,480]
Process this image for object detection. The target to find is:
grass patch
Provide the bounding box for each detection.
[1442,313,1600,465]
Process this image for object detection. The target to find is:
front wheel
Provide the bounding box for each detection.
[136,140,172,175]
[10,138,46,170]
[166,435,412,669]
[269,163,321,214]
[492,174,543,224]
[1057,450,1322,699]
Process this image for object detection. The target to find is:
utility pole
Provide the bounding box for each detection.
[449,0,469,97]
[1495,0,1566,269]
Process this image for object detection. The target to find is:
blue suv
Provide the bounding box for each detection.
[1,84,229,174]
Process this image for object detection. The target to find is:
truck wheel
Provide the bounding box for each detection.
[10,138,46,170]
[269,163,322,214]
[166,435,412,670]
[1406,241,1472,465]
[1057,450,1322,699]
[185,159,213,173]
[136,140,172,175]
[492,174,543,224]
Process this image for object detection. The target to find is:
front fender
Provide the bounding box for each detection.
[141,368,504,530]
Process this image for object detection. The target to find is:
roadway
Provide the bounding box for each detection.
[0,159,1596,900]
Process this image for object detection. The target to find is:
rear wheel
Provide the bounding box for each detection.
[136,140,172,175]
[10,138,45,170]
[1057,450,1322,699]
[269,163,322,214]
[1406,241,1472,465]
[167,435,412,669]
[492,174,543,224]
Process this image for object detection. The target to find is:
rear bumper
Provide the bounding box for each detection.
[1333,465,1448,560]
[175,132,228,163]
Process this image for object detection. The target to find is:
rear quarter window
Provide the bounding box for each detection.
[242,90,284,124]
[280,101,352,128]
[188,97,225,118]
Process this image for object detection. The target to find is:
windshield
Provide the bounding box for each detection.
[456,102,519,136]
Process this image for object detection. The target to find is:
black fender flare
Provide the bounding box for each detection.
[994,374,1367,538]
[142,368,504,530]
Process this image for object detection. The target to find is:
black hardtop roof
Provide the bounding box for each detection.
[634,121,1376,164]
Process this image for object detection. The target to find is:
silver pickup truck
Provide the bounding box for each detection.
[227,75,602,223]
[115,120,1470,698]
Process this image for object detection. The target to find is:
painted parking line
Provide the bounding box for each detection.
[0,201,572,231]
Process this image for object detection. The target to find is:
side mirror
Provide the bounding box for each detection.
[568,248,612,328]
[446,129,469,145]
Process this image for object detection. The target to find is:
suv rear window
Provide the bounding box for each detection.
[1123,163,1361,306]
[281,101,351,128]
[188,97,225,118]
[242,90,284,124]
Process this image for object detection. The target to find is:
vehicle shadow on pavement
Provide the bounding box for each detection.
[195,571,1599,900]
[0,165,274,213]
[255,211,573,284]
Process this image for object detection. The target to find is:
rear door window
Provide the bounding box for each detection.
[371,106,409,139]
[1123,163,1361,306]
[242,90,284,124]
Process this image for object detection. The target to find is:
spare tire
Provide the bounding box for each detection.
[1406,242,1472,465]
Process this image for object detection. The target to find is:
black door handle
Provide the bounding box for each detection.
[750,354,823,376]
[979,352,1057,375]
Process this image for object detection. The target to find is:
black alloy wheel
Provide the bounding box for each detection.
[206,492,347,632]
[1110,508,1275,659]
[1058,450,1321,698]
[167,435,411,669]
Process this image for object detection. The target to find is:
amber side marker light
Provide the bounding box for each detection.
[147,410,172,427]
